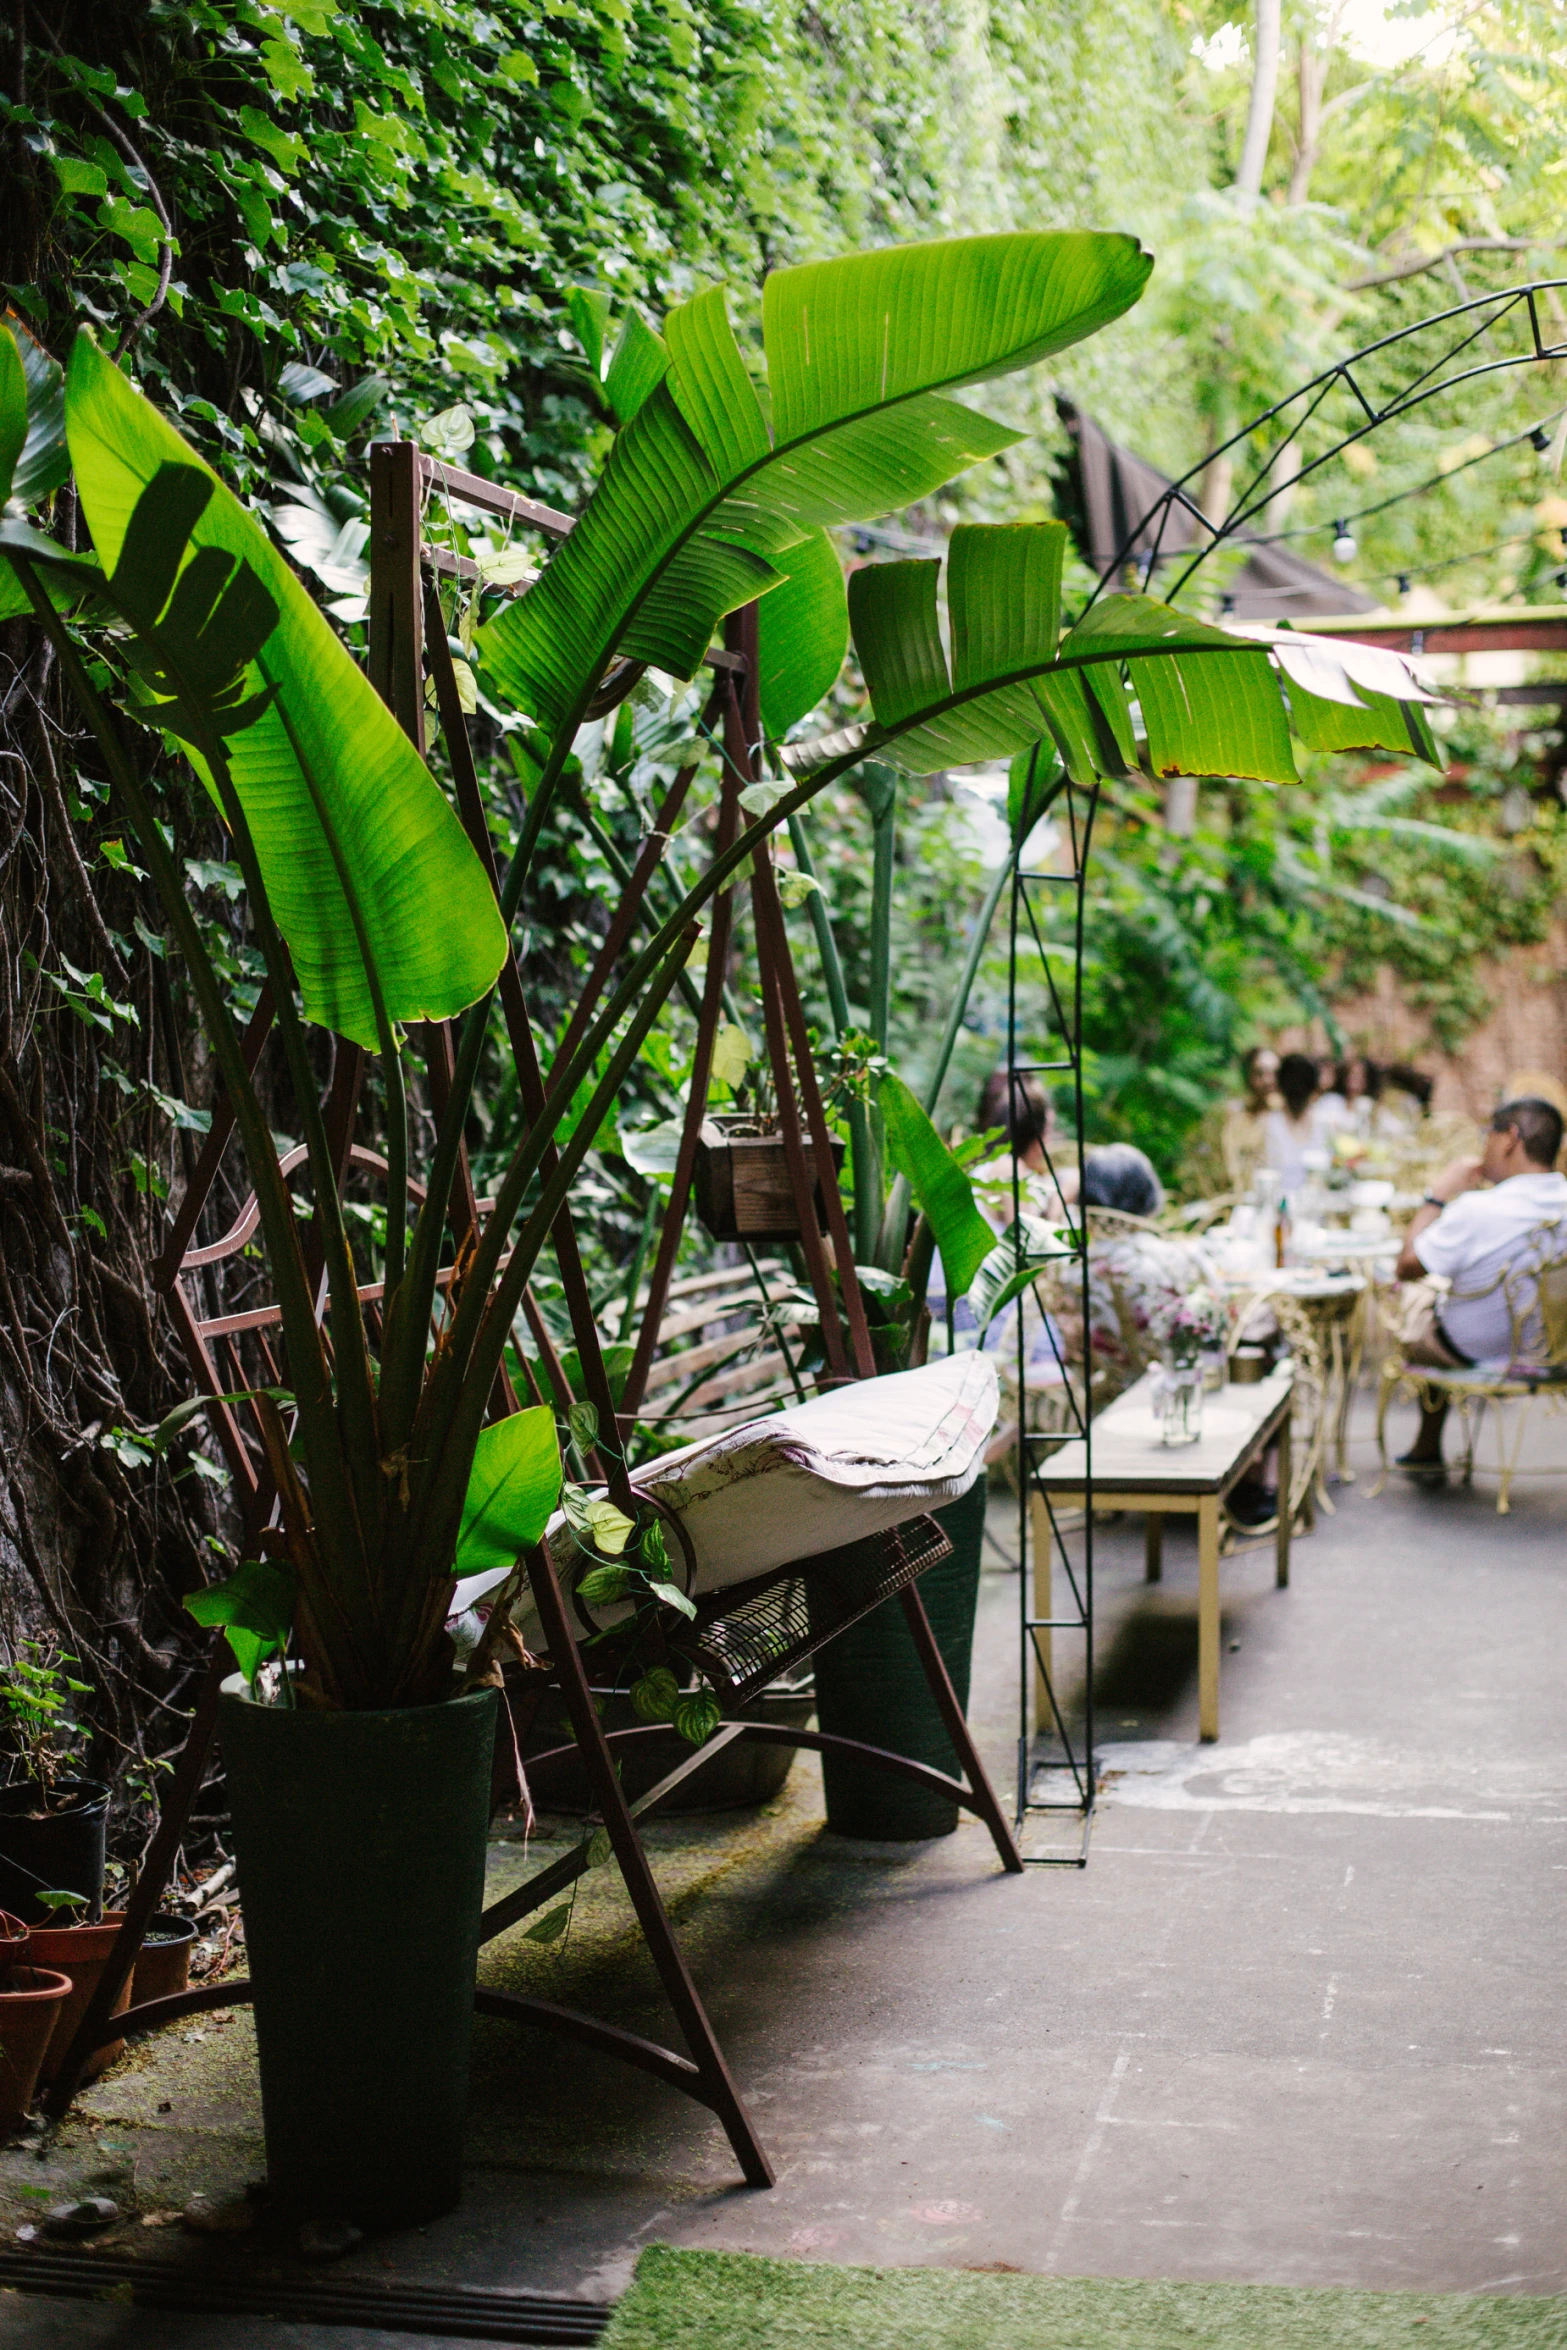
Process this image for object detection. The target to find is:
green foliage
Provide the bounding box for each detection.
[456,1406,564,1581]
[184,1558,297,1689]
[0,1643,94,1793]
[55,334,508,1045]
[477,235,1149,730]
[879,1071,994,1297]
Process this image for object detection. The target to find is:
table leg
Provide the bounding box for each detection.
[1198,1494,1220,1744]
[1029,1488,1053,1731]
[1276,1406,1292,1589]
[1145,1513,1163,1582]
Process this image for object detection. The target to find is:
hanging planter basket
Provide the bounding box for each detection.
[692,1114,844,1243]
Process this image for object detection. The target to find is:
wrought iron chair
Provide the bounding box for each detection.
[1372,1214,1567,1513]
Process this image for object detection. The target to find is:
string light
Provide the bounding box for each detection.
[1332,522,1357,563]
[1233,406,1567,555]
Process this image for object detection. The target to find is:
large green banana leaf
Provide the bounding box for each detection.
[456,1405,562,1582]
[756,527,849,738]
[480,232,1152,732]
[58,334,506,1045]
[2,312,68,508]
[841,527,1441,781]
[0,315,73,621]
[880,1072,995,1299]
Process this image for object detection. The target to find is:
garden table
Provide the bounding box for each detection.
[1032,1364,1293,1741]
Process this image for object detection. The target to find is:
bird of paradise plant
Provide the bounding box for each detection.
[0,226,1438,1716]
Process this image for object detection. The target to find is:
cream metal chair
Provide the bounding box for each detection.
[1373,1214,1567,1513]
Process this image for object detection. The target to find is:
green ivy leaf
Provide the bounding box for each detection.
[630,1666,681,1724]
[576,1563,631,1606]
[673,1691,722,1747]
[646,1579,697,1621]
[524,1901,572,1943]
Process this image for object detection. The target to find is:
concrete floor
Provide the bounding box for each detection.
[3,1394,1564,2341]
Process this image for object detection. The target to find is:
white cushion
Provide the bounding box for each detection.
[514,1353,999,1647]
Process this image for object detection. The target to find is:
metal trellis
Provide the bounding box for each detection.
[1006,757,1100,1867]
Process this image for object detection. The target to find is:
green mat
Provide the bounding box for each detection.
[600,2246,1567,2350]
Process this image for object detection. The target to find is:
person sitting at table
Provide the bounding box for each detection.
[1315,1055,1347,1127]
[972,1069,1078,1219]
[1076,1145,1231,1398]
[1261,1052,1322,1195]
[1082,1142,1164,1219]
[1391,1095,1567,1481]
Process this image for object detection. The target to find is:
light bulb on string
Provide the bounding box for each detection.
[1396,574,1412,598]
[1531,427,1552,455]
[1331,522,1357,564]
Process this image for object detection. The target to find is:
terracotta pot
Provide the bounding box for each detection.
[131,1913,196,2010]
[29,1913,134,2084]
[0,1967,72,2133]
[0,1913,30,1983]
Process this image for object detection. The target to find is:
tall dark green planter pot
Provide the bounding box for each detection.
[218,1682,497,2227]
[811,1479,986,1840]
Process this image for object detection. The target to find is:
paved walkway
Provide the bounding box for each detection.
[4,1400,1564,2341]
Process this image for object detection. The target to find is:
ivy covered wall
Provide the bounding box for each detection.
[8,0,1198,502]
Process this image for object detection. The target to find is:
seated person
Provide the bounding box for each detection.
[1261,1052,1322,1196]
[1078,1145,1227,1398]
[1392,1095,1567,1479]
[1082,1141,1164,1219]
[971,1069,1078,1221]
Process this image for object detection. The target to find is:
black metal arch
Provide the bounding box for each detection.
[1084,277,1567,611]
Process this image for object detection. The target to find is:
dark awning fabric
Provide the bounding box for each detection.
[1059,399,1377,620]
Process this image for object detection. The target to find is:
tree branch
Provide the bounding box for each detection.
[1345,238,1537,293]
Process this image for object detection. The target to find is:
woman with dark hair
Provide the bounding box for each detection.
[972,1071,1078,1208]
[1261,1051,1322,1194]
[976,1068,1050,1160]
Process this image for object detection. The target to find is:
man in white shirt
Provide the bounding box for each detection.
[1392,1095,1567,1479]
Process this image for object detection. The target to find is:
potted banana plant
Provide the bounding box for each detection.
[1,227,1436,2215]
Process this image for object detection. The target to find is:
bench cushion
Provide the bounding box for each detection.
[617,1350,999,1595]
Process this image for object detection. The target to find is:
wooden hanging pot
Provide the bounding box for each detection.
[692,1114,845,1243]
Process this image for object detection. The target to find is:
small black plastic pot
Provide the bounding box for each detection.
[0,1780,108,1927]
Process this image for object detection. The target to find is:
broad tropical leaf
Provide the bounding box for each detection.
[831,541,1441,783]
[2,311,68,507]
[969,1219,1067,1334]
[1266,632,1441,763]
[849,523,1070,772]
[880,1071,995,1299]
[59,333,507,1045]
[0,331,24,509]
[456,1405,563,1581]
[480,232,1153,731]
[0,315,73,621]
[757,527,848,737]
[185,1557,297,1686]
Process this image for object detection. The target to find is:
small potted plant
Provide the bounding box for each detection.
[0,1644,108,1927]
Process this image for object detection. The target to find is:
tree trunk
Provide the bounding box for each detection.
[1235,0,1283,202]
[1288,32,1329,205]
